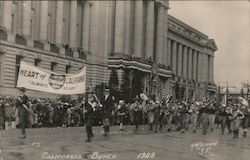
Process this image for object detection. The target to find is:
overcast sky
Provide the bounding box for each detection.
[168,0,250,89]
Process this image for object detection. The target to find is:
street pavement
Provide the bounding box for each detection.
[0,125,250,160]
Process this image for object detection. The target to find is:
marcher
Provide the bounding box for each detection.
[218,104,228,135]
[199,101,210,135]
[84,93,95,142]
[131,97,142,132]
[0,99,4,129]
[117,100,126,131]
[153,101,161,133]
[167,100,175,132]
[190,102,199,133]
[101,87,115,137]
[239,98,250,137]
[16,94,29,139]
[208,102,216,132]
[230,104,244,138]
[146,101,155,131]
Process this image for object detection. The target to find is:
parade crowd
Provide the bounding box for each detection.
[0,88,249,141]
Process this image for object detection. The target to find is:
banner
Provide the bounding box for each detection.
[17,61,86,95]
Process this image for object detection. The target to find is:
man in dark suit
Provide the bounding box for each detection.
[16,94,29,139]
[84,93,95,142]
[101,87,115,137]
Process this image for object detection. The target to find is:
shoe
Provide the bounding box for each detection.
[193,130,196,133]
[85,139,91,142]
[167,128,171,132]
[210,128,213,132]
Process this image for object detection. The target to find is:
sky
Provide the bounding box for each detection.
[169,0,250,89]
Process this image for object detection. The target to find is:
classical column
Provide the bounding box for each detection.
[145,0,154,58]
[134,0,143,57]
[204,54,209,82]
[40,1,48,41]
[124,1,131,55]
[193,50,197,81]
[188,48,193,80]
[23,1,31,37]
[167,39,172,68]
[2,1,12,32]
[156,5,165,64]
[211,56,214,82]
[183,45,188,79]
[198,52,203,82]
[163,7,169,66]
[172,41,177,75]
[177,43,183,77]
[82,1,90,50]
[114,1,125,54]
[69,0,77,48]
[55,0,64,45]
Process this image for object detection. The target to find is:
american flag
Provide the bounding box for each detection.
[165,89,173,103]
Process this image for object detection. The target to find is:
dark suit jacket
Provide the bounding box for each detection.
[85,102,95,126]
[101,94,115,119]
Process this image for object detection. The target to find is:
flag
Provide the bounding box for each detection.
[165,89,173,103]
[240,87,244,97]
[222,85,229,106]
[247,86,250,101]
[216,84,221,109]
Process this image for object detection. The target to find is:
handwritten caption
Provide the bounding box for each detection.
[137,152,156,159]
[190,140,217,155]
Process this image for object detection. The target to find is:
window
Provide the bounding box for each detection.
[15,55,22,85]
[31,1,35,10]
[0,1,2,26]
[47,15,52,42]
[30,19,33,38]
[66,65,71,73]
[34,59,41,67]
[51,62,57,71]
[11,14,14,33]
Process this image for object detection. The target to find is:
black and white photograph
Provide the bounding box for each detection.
[0,0,249,160]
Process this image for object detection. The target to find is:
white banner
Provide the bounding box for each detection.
[17,61,86,95]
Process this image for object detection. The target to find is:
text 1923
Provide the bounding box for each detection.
[137,152,155,159]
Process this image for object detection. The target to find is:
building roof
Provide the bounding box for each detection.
[168,14,218,51]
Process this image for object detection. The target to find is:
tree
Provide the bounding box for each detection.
[108,68,119,90]
[131,70,143,99]
[120,68,131,102]
[108,68,119,99]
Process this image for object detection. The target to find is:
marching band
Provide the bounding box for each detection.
[0,90,249,142]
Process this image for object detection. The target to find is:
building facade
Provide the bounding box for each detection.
[0,0,217,100]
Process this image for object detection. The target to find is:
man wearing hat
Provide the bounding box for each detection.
[190,101,199,133]
[199,100,210,135]
[239,98,250,137]
[131,96,142,132]
[117,100,126,131]
[218,104,229,135]
[16,94,29,139]
[83,93,95,142]
[101,87,115,137]
[230,104,244,138]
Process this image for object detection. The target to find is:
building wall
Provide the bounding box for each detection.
[0,0,216,100]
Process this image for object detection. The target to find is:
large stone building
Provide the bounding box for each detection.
[0,0,217,100]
